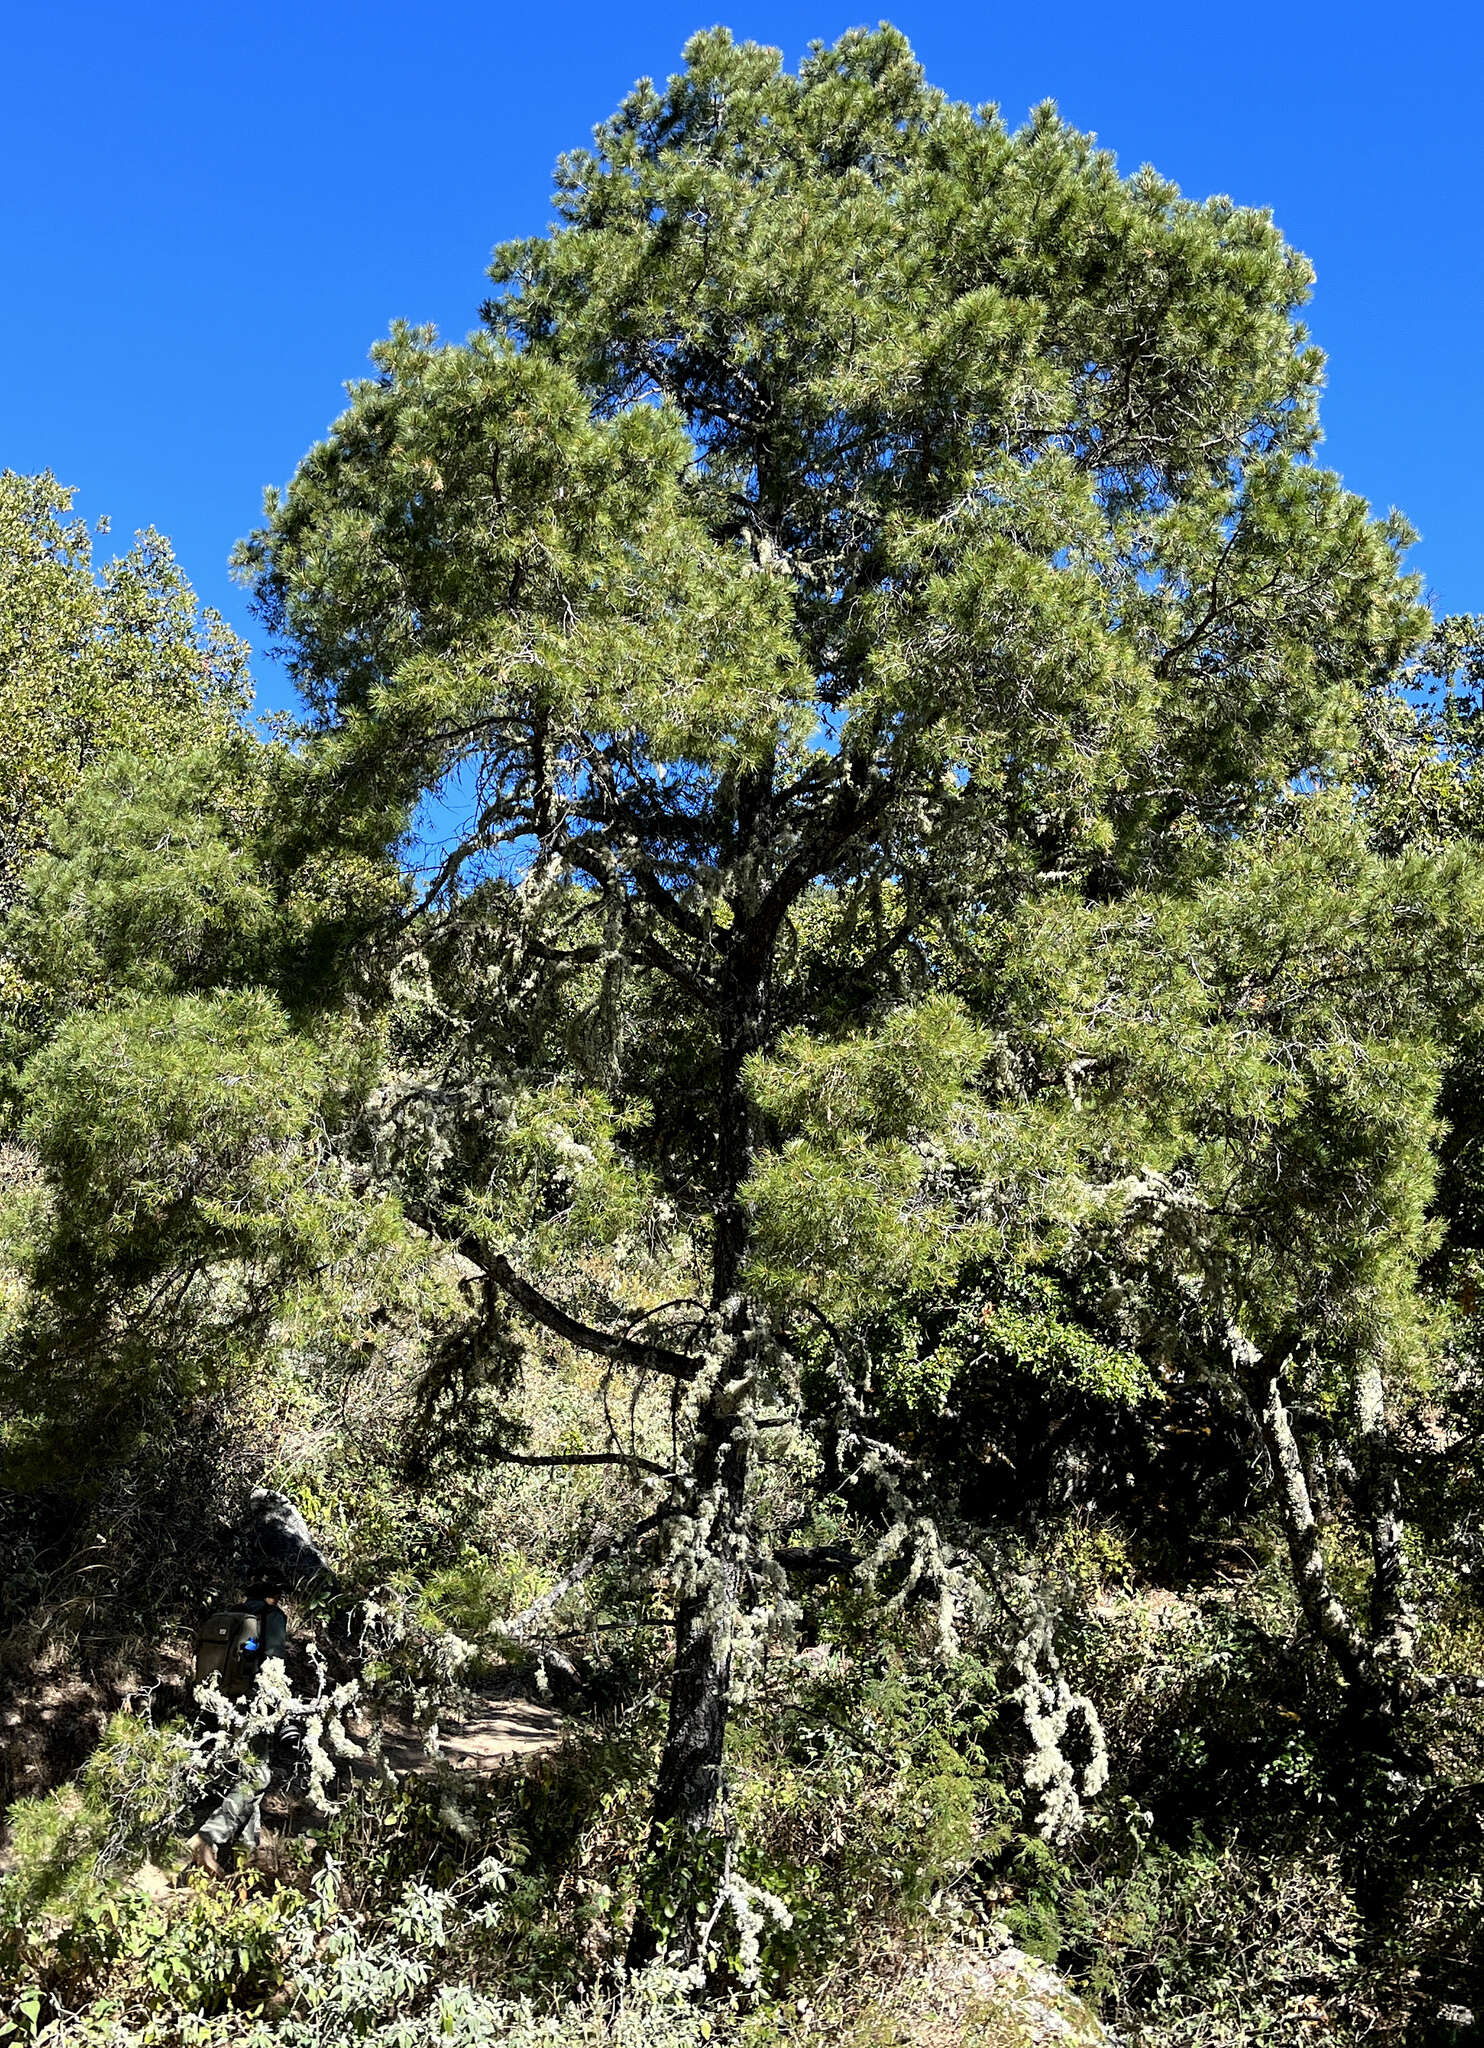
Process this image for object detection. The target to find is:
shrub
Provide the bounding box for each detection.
[724,1654,1011,1988]
[0,1715,194,1921]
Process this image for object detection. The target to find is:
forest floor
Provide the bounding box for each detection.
[372,1691,566,1778]
[241,1689,569,1866]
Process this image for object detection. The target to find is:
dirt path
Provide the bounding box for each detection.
[373,1696,565,1778]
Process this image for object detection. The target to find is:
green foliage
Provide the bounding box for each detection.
[7,746,278,1024]
[940,1273,1155,1413]
[996,803,1484,1401]
[490,25,1424,870]
[0,1715,193,1920]
[743,1000,992,1317]
[419,1551,548,1647]
[453,1083,654,1275]
[0,986,444,1483]
[7,25,1484,2048]
[225,19,1461,1497]
[233,14,1445,1376]
[729,1660,999,1984]
[238,322,806,767]
[1060,1834,1370,2044]
[0,472,248,956]
[2,1873,299,2040]
[747,1000,990,1146]
[22,991,322,1257]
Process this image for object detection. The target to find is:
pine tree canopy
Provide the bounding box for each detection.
[0,472,249,970]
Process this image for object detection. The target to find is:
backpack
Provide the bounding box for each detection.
[194,1607,266,1700]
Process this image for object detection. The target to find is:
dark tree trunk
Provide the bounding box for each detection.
[629,965,767,1971]
[628,1318,755,1969]
[711,964,767,1302]
[648,1366,750,1833]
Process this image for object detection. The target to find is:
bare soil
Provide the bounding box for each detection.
[372,1694,565,1777]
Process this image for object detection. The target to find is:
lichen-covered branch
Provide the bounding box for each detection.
[1354,1359,1420,1676]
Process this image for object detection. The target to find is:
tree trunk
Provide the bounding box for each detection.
[1259,1373,1372,1690]
[629,970,766,1971]
[628,1311,756,1969]
[647,1369,750,1838]
[1355,1361,1419,1678]
[1250,1352,1430,1731]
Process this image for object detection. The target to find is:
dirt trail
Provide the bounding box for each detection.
[372,1695,565,1778]
[243,1695,566,1872]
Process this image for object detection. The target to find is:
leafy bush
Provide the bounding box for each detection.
[3,1854,717,2048]
[723,1653,1011,1987]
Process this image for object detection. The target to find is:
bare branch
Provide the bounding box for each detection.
[774,1541,860,1579]
[488,1445,675,1479]
[484,1251,697,1381]
[738,768,892,973]
[499,1505,681,1643]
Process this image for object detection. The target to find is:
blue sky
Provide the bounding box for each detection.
[5,1,1479,712]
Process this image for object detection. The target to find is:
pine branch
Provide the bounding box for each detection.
[483,1251,698,1381]
[488,1445,675,1479]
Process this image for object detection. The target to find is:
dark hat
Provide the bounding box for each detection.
[236,1489,335,1591]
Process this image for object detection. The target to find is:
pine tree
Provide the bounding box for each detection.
[225,24,1463,1958]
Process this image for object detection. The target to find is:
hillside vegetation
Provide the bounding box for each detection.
[2,27,1483,2046]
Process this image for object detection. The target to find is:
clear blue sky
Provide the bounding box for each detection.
[5,1,1479,712]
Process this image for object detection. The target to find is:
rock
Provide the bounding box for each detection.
[129,1860,177,1904]
[966,1944,1120,2045]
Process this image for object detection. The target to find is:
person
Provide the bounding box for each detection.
[187,1584,289,1875]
